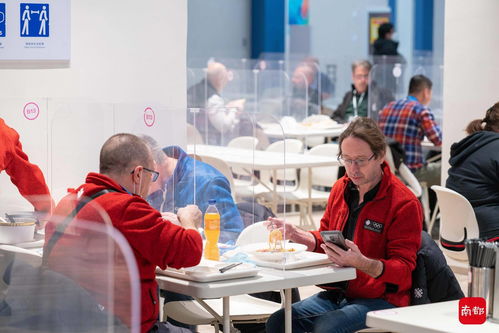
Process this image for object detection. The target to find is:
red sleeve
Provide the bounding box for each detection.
[310,182,341,252]
[1,120,53,212]
[376,198,422,288]
[118,199,203,270]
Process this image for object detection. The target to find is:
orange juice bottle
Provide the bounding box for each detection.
[204,199,220,260]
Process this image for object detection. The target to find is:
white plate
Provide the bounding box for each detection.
[157,260,260,282]
[240,242,307,262]
[251,251,330,269]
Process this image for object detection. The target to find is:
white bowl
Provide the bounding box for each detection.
[241,242,307,262]
[0,220,36,244]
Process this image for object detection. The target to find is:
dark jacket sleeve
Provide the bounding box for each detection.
[331,91,353,124]
[411,231,464,305]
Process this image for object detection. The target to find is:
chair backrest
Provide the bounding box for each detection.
[304,143,340,187]
[227,136,259,178]
[228,136,259,150]
[384,143,397,173]
[431,185,479,261]
[263,139,304,185]
[398,163,422,198]
[235,221,268,246]
[199,155,236,200]
[186,123,204,145]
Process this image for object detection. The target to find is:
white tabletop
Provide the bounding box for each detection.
[366,300,499,333]
[187,144,339,169]
[156,264,355,299]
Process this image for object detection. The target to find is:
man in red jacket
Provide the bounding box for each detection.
[0,118,53,220]
[45,133,203,333]
[265,118,422,333]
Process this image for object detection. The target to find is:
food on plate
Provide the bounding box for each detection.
[256,247,296,253]
[268,228,283,251]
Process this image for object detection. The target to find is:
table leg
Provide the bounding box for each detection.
[284,288,292,333]
[223,296,230,333]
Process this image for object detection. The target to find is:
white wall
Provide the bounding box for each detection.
[442,0,499,182]
[187,0,250,67]
[309,0,389,104]
[0,0,187,210]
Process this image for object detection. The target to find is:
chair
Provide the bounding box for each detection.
[234,139,304,211]
[186,123,204,145]
[301,114,335,148]
[235,221,268,246]
[431,185,479,262]
[227,136,259,188]
[280,143,340,230]
[164,221,282,332]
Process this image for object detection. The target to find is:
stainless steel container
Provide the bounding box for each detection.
[468,266,495,317]
[490,250,499,323]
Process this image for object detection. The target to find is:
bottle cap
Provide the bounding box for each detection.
[208,199,216,205]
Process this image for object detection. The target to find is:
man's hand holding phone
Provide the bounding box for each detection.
[319,230,384,278]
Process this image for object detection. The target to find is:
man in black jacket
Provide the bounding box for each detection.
[331,60,393,123]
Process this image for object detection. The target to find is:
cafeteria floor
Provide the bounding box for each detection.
[170,210,468,333]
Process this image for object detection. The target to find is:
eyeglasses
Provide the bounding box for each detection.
[338,154,375,167]
[130,167,159,182]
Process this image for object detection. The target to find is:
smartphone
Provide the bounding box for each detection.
[320,230,348,250]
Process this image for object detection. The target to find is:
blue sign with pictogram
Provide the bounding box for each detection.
[20,3,49,37]
[0,3,5,37]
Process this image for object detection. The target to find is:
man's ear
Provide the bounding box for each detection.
[131,166,143,184]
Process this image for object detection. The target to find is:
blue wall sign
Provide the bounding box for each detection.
[20,3,49,37]
[0,3,6,37]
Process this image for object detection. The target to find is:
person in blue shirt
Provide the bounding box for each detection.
[144,139,243,245]
[143,137,244,330]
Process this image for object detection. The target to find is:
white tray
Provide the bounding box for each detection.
[250,251,330,269]
[157,260,260,282]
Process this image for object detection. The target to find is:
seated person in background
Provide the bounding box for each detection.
[289,63,321,118]
[45,133,202,333]
[0,117,54,224]
[144,139,243,244]
[378,75,442,187]
[265,118,422,333]
[187,61,245,145]
[446,102,499,242]
[302,56,334,102]
[331,60,393,123]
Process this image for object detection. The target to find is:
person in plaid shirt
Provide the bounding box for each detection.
[378,75,442,186]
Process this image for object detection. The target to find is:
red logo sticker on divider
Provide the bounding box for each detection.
[459,297,486,324]
[144,107,155,127]
[23,102,40,120]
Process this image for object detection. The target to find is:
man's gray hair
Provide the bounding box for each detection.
[99,133,152,175]
[140,135,167,165]
[351,60,372,73]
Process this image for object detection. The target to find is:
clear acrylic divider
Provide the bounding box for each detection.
[412,64,444,126]
[286,65,313,122]
[187,107,253,250]
[0,98,50,214]
[246,111,300,271]
[0,195,140,332]
[50,100,115,203]
[288,59,322,115]
[367,63,406,121]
